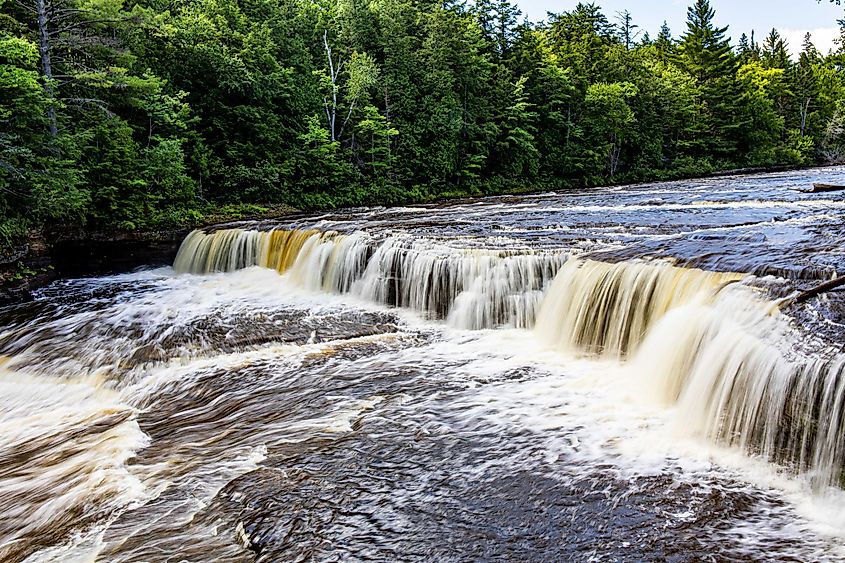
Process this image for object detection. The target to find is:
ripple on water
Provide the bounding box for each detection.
[6,168,845,561]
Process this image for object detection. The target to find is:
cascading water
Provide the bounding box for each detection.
[532,257,845,490]
[174,228,566,329]
[637,293,845,490]
[0,365,147,562]
[5,171,845,561]
[533,258,743,358]
[175,227,845,489]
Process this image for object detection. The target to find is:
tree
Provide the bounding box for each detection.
[616,10,640,51]
[676,0,734,83]
[414,3,493,187]
[676,0,743,157]
[547,3,618,90]
[736,61,786,163]
[0,34,46,191]
[794,33,821,137]
[0,32,89,234]
[654,21,674,62]
[514,34,577,179]
[473,0,522,58]
[583,81,638,178]
[2,0,845,244]
[352,104,398,177]
[761,28,790,70]
[821,100,845,163]
[493,75,539,177]
[294,115,356,203]
[317,37,379,144]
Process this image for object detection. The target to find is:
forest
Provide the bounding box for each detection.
[2,0,845,248]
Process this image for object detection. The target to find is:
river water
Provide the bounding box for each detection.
[3,169,845,561]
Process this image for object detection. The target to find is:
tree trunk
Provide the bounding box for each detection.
[799,98,810,137]
[322,30,343,142]
[609,134,620,177]
[36,0,58,137]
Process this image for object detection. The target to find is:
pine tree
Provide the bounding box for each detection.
[676,0,734,83]
[737,33,752,62]
[756,28,793,128]
[473,0,522,58]
[676,0,744,158]
[762,28,790,70]
[547,3,619,90]
[654,21,674,62]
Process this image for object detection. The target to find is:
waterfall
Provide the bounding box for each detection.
[533,257,845,488]
[173,228,566,329]
[636,294,845,490]
[174,227,845,488]
[533,258,742,358]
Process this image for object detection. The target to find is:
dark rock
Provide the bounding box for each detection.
[0,228,188,307]
[49,229,189,277]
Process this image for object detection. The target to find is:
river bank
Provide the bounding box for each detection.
[0,204,299,305]
[0,165,836,306]
[0,229,187,305]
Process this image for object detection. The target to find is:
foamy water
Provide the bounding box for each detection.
[3,168,845,561]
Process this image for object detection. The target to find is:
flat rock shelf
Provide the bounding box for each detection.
[2,167,845,562]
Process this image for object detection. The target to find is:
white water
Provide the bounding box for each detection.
[173,227,845,493]
[533,258,743,358]
[4,203,845,560]
[0,366,148,562]
[175,228,565,329]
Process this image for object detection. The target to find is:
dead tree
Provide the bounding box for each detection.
[794,275,845,305]
[322,30,343,142]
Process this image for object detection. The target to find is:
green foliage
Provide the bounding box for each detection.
[0,217,28,255]
[1,0,844,237]
[737,61,786,164]
[583,81,638,177]
[9,262,37,281]
[821,100,845,163]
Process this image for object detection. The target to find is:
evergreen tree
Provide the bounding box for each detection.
[761,28,790,70]
[654,21,674,62]
[737,33,752,63]
[676,0,734,83]
[676,0,743,158]
[473,0,521,58]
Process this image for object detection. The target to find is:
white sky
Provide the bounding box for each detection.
[515,0,844,55]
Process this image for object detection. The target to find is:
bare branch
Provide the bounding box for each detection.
[50,18,130,36]
[61,97,115,117]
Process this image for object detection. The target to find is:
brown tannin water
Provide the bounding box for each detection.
[3,168,845,561]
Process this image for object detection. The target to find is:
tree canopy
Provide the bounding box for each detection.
[2,0,845,248]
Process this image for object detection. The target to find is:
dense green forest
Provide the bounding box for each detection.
[2,0,845,245]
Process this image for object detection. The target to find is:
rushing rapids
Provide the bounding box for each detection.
[533,258,743,358]
[173,223,845,491]
[3,168,845,561]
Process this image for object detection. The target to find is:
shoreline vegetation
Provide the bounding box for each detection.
[0,161,830,305]
[4,0,845,289]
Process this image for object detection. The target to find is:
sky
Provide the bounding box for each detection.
[515,0,844,56]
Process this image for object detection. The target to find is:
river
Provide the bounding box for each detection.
[2,168,845,561]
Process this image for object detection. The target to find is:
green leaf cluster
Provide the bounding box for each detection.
[1,0,844,252]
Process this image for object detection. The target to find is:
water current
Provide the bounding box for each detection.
[3,169,845,561]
